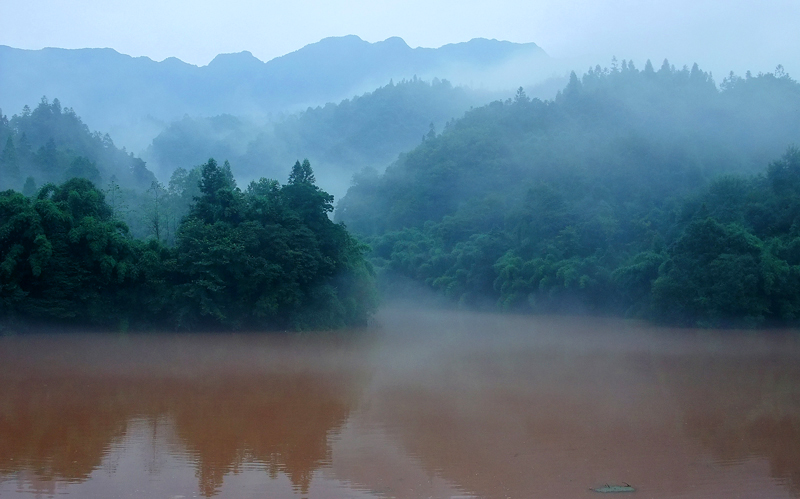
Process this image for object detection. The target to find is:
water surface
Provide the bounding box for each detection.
[1,306,799,498]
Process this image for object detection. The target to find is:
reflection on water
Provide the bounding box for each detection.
[0,333,367,498]
[1,307,800,498]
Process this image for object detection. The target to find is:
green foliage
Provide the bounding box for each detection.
[652,219,768,326]
[0,160,377,331]
[649,148,800,325]
[338,63,800,326]
[164,158,376,330]
[0,179,140,327]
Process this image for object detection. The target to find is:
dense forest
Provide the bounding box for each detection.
[0,158,377,331]
[337,61,800,326]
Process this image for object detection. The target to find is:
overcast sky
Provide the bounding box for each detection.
[2,0,798,78]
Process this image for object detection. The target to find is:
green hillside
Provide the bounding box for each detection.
[336,61,800,326]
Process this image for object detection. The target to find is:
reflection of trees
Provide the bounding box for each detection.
[0,377,129,482]
[169,375,356,496]
[0,358,362,497]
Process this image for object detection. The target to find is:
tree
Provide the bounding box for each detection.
[164,166,202,243]
[425,123,436,141]
[167,158,376,330]
[64,156,101,184]
[0,136,20,188]
[147,180,166,241]
[288,159,315,185]
[651,218,768,326]
[0,178,142,327]
[22,177,36,196]
[513,86,530,104]
[7,99,157,193]
[191,159,241,224]
[283,159,334,232]
[563,71,581,99]
[16,133,31,163]
[36,138,60,181]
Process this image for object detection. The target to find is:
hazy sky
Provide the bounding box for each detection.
[2,0,798,77]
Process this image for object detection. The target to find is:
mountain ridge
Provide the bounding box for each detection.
[0,36,548,151]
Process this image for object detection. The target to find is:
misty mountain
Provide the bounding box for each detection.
[143,77,491,200]
[339,62,800,234]
[336,62,800,325]
[0,36,548,152]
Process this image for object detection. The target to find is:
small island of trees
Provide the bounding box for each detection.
[0,158,377,331]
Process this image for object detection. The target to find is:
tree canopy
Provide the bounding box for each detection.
[1,159,377,331]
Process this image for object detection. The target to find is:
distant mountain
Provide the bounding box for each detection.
[0,36,548,151]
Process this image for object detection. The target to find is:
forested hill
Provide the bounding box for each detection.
[0,37,547,150]
[0,98,156,192]
[336,62,800,326]
[144,78,488,199]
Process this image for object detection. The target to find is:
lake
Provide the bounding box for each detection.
[1,305,799,498]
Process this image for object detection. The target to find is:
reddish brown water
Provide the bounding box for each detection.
[1,306,800,498]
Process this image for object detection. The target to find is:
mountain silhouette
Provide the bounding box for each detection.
[0,36,547,150]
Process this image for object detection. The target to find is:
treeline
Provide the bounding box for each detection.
[145,78,488,198]
[337,61,800,326]
[0,159,377,331]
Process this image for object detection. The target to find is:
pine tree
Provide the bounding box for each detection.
[22,177,36,196]
[288,159,316,185]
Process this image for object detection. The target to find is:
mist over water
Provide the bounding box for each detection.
[2,305,799,498]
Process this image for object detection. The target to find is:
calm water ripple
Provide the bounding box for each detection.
[1,306,800,498]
